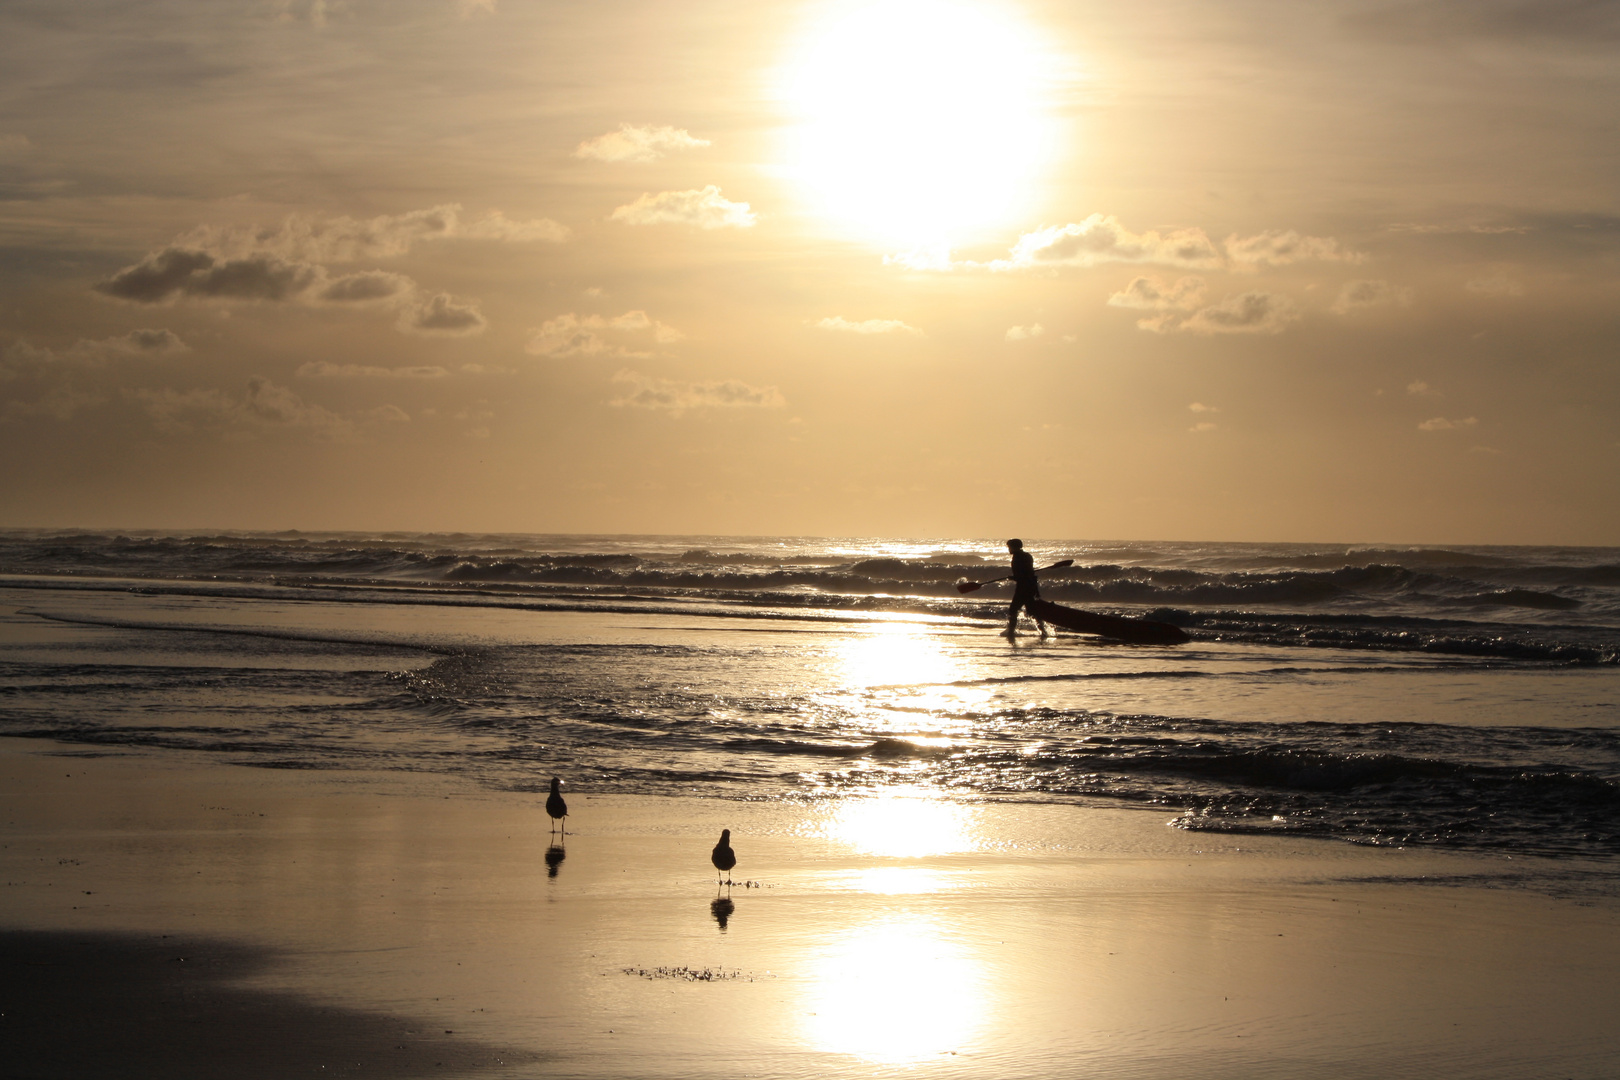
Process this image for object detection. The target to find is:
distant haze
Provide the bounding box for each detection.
[1,0,1617,544]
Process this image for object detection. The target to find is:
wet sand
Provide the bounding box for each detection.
[3,738,1618,1079]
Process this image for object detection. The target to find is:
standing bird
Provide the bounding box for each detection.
[711,829,737,890]
[545,777,568,837]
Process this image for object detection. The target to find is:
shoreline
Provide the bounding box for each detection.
[5,737,1619,1078]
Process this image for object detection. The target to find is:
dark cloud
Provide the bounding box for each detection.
[94,248,318,304]
[185,254,319,301]
[94,248,216,302]
[122,327,186,351]
[401,293,486,336]
[318,270,413,303]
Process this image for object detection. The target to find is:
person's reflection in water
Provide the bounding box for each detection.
[544,844,566,879]
[710,897,735,931]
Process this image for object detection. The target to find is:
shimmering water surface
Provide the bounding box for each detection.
[2,530,1617,859]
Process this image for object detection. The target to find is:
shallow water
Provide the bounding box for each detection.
[1,530,1617,860]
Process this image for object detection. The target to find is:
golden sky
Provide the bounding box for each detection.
[2,0,1617,542]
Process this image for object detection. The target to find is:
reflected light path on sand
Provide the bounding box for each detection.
[814,789,981,858]
[800,915,986,1064]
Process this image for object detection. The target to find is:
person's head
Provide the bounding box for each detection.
[1006,538,1022,552]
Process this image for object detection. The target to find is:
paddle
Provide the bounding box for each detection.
[956,559,1074,594]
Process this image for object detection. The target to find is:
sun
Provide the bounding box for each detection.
[776,0,1064,254]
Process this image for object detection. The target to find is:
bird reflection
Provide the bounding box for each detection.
[710,897,735,931]
[544,844,566,878]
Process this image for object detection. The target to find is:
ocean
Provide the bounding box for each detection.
[2,529,1617,863]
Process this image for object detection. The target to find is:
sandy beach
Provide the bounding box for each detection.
[5,738,1618,1079]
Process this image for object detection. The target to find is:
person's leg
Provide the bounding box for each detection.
[1003,596,1021,637]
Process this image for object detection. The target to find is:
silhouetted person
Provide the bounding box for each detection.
[710,897,734,930]
[546,776,568,836]
[1002,538,1048,639]
[544,844,566,878]
[711,829,737,891]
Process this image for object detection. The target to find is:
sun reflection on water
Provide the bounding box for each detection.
[834,621,956,690]
[801,915,985,1063]
[828,621,994,725]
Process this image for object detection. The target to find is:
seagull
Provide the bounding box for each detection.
[546,777,568,837]
[711,829,737,890]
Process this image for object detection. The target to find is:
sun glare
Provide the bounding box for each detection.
[777,0,1063,251]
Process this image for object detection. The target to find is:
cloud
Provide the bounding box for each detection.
[525,310,678,358]
[1331,279,1414,314]
[812,316,922,335]
[1189,402,1219,413]
[400,293,486,336]
[456,0,497,16]
[273,0,331,27]
[575,124,711,164]
[96,203,560,317]
[194,205,461,264]
[1226,230,1366,269]
[94,245,488,337]
[610,186,755,229]
[461,210,569,243]
[1108,275,1207,311]
[1139,292,1302,335]
[95,249,315,304]
[296,362,450,379]
[0,338,117,419]
[1418,416,1479,431]
[127,377,408,440]
[124,387,233,432]
[1005,323,1045,341]
[1,329,189,420]
[1347,0,1620,44]
[176,204,566,262]
[1407,380,1435,396]
[0,133,31,156]
[1384,222,1530,235]
[1466,274,1525,297]
[1190,421,1218,433]
[883,246,955,272]
[316,270,415,304]
[610,370,785,414]
[905,217,1359,276]
[991,215,1223,272]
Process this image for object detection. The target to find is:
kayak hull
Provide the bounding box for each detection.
[1024,598,1189,645]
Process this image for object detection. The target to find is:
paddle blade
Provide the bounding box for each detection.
[956,579,984,594]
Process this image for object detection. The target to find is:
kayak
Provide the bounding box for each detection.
[1025,598,1189,645]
